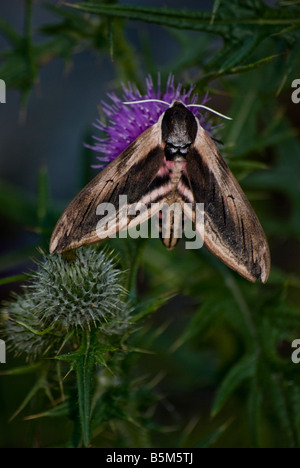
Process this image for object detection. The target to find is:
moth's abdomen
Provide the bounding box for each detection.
[156,159,186,249]
[158,203,184,250]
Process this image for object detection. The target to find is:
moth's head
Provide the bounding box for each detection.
[161,101,198,159]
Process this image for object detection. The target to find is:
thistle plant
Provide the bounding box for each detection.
[1,247,135,447]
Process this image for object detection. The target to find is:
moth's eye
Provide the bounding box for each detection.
[167,143,179,154]
[177,144,191,155]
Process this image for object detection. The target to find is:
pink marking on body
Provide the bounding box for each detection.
[156,163,170,177]
[156,159,187,178]
[165,160,187,170]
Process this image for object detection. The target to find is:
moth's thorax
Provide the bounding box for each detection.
[161,101,197,161]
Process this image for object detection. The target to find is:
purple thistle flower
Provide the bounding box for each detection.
[87,74,211,169]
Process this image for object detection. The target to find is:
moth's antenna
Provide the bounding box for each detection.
[187,104,232,120]
[123,99,170,106]
[123,100,232,120]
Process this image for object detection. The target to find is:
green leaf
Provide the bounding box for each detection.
[131,292,175,323]
[247,378,263,448]
[264,302,300,328]
[212,354,256,416]
[0,363,41,376]
[246,116,300,238]
[0,274,28,286]
[0,16,22,46]
[68,3,231,37]
[24,401,70,420]
[195,420,232,448]
[8,365,50,421]
[258,366,297,447]
[224,53,280,76]
[171,295,224,351]
[219,34,263,72]
[210,0,223,25]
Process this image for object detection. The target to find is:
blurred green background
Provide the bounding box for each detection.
[1,0,300,448]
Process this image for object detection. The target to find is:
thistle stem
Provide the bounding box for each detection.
[75,330,95,448]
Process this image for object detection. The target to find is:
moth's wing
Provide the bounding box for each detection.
[116,158,174,235]
[186,122,271,283]
[50,122,166,254]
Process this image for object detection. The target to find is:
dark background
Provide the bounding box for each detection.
[1,0,300,448]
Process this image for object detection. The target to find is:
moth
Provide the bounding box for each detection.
[50,99,270,283]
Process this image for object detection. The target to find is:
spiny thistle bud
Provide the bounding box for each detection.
[0,247,130,360]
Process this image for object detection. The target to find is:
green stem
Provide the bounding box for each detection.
[57,329,108,447]
[75,330,94,447]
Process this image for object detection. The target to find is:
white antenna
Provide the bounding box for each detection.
[123,99,170,106]
[187,104,232,120]
[123,99,232,120]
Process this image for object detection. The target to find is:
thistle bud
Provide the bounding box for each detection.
[1,247,130,360]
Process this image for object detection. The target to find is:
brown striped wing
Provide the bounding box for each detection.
[50,123,165,254]
[186,122,270,283]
